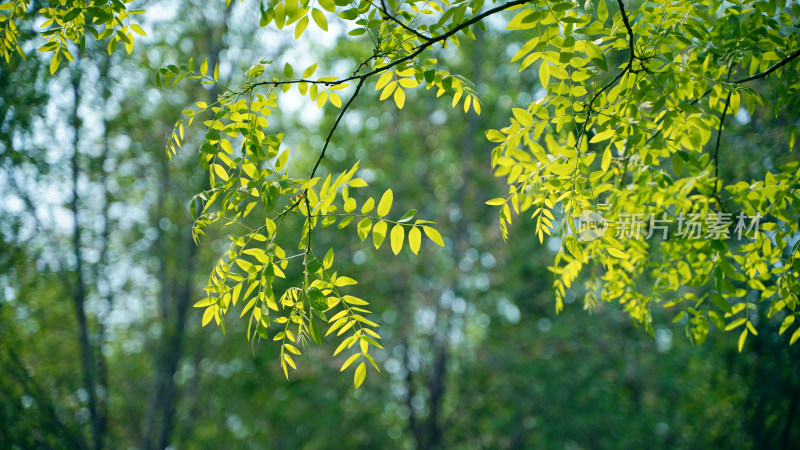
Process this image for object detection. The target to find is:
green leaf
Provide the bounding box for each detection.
[343,295,368,305]
[672,151,684,177]
[398,209,416,222]
[597,0,608,21]
[308,314,322,345]
[390,224,404,255]
[780,315,795,335]
[193,298,215,308]
[49,52,61,74]
[377,189,393,217]
[711,294,733,314]
[131,24,146,36]
[202,306,216,326]
[354,361,366,388]
[335,276,357,287]
[307,287,327,310]
[725,318,746,331]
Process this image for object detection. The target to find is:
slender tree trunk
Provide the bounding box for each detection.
[69,60,103,450]
[140,8,229,447]
[94,52,113,448]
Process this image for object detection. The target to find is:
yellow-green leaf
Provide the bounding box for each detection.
[372,220,387,249]
[791,327,800,345]
[390,224,404,255]
[131,24,146,36]
[597,0,608,21]
[601,147,611,172]
[340,353,360,371]
[590,128,615,143]
[354,361,367,388]
[361,197,374,214]
[423,226,444,247]
[312,8,328,31]
[377,189,393,217]
[608,247,626,258]
[303,63,318,78]
[539,63,550,87]
[295,16,309,38]
[408,226,422,254]
[202,306,216,326]
[738,329,748,352]
[394,87,405,109]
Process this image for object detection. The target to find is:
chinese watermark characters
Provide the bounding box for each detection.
[574,210,761,242]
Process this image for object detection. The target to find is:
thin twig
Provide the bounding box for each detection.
[379,0,432,41]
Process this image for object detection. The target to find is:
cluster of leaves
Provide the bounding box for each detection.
[1,0,143,73]
[153,0,524,386]
[40,0,793,381]
[158,50,447,384]
[485,0,800,349]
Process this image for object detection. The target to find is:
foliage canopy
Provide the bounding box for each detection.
[5,0,800,387]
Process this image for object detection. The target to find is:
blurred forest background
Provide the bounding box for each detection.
[1,1,799,449]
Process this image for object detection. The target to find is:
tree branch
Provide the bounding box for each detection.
[581,1,637,135]
[732,46,800,84]
[378,0,432,41]
[692,46,800,105]
[310,77,366,179]
[712,91,731,209]
[616,0,635,67]
[248,0,532,91]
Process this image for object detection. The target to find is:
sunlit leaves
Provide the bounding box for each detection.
[484,0,800,349]
[146,0,800,387]
[18,0,144,72]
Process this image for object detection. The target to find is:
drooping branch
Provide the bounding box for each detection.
[247,0,532,92]
[580,0,638,141]
[310,77,366,179]
[299,1,533,203]
[712,91,732,208]
[616,0,635,66]
[732,47,800,84]
[693,46,800,105]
